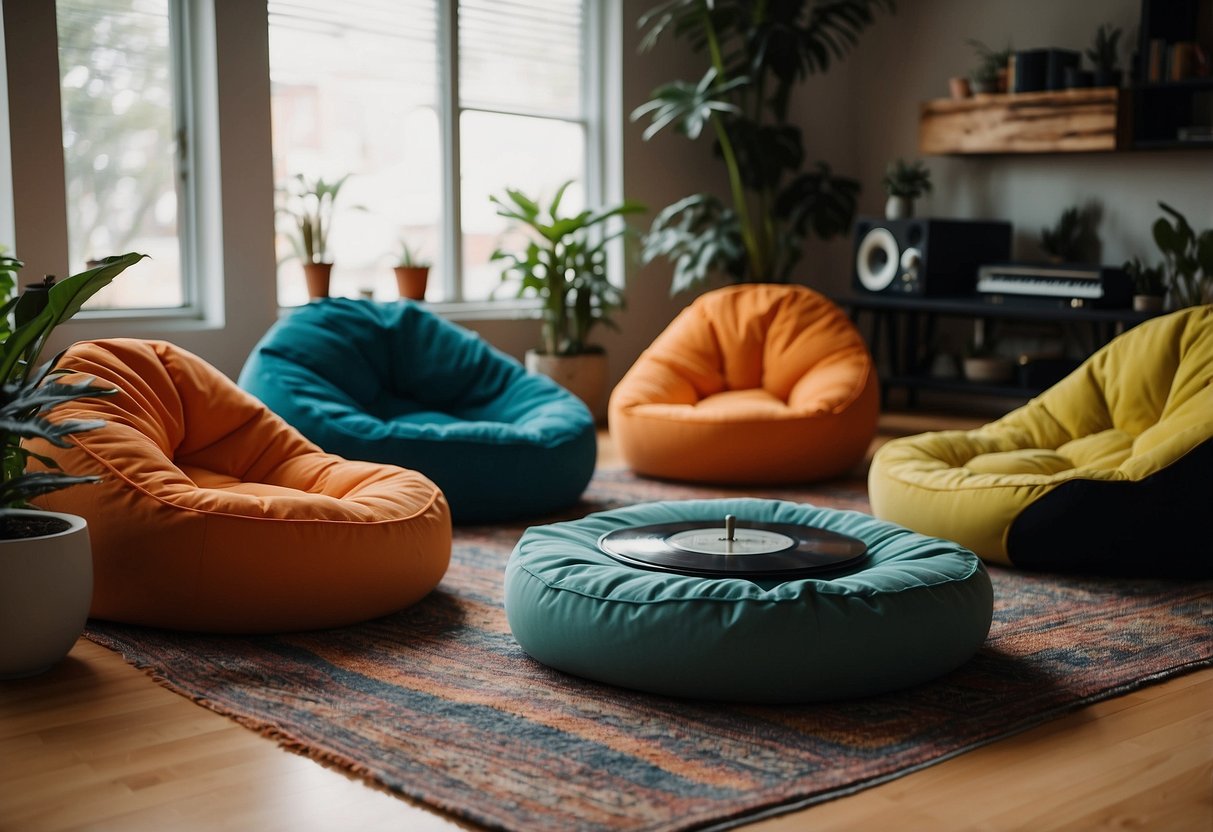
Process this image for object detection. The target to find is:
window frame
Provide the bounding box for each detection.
[52,0,203,321]
[270,0,613,310]
[1,0,621,333]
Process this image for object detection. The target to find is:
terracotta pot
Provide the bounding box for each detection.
[303,262,333,300]
[394,266,430,301]
[949,76,971,99]
[0,510,92,679]
[525,349,609,423]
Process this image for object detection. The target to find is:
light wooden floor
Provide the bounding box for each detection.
[3,414,1211,832]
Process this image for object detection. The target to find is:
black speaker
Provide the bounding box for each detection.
[852,217,1012,296]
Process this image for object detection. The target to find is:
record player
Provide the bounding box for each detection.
[598,514,868,579]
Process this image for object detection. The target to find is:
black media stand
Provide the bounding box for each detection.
[832,293,1162,408]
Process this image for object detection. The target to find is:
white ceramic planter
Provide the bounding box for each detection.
[0,510,92,679]
[885,195,912,220]
[525,349,609,423]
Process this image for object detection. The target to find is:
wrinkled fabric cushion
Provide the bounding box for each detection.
[870,306,1213,577]
[30,339,452,633]
[238,299,596,523]
[505,499,993,703]
[608,284,879,484]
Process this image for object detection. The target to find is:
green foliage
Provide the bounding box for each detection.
[277,174,352,264]
[395,239,430,269]
[1123,256,1166,297]
[1039,204,1101,264]
[491,182,644,356]
[1153,202,1213,308]
[0,253,146,509]
[0,249,22,345]
[1086,24,1122,73]
[633,0,890,293]
[968,38,1012,85]
[882,158,932,199]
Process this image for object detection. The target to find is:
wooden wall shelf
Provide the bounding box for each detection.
[919,88,1123,155]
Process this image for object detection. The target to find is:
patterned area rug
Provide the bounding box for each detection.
[86,468,1213,832]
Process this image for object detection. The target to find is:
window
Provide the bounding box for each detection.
[56,0,192,310]
[268,0,594,306]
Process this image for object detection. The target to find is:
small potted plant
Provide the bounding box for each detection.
[1123,257,1166,313]
[0,252,145,678]
[968,39,1012,94]
[1039,206,1091,264]
[491,180,643,419]
[1086,24,1123,88]
[882,158,932,220]
[277,173,352,300]
[393,239,431,301]
[1152,202,1213,309]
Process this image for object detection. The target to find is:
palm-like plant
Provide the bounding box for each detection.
[1086,24,1122,74]
[882,158,932,199]
[633,0,894,294]
[277,173,351,264]
[0,253,146,511]
[491,182,644,356]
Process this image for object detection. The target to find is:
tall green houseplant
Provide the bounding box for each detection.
[633,0,894,294]
[491,181,644,356]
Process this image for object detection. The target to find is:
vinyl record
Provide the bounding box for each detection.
[598,515,867,579]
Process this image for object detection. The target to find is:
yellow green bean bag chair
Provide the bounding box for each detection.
[869,305,1213,577]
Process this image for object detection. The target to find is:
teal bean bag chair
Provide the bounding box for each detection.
[239,299,596,524]
[505,499,993,703]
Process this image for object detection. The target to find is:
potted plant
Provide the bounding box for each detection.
[0,252,145,678]
[393,239,431,301]
[882,158,932,220]
[968,39,1012,94]
[277,173,352,300]
[1123,256,1166,313]
[632,0,891,294]
[1152,202,1213,309]
[1038,206,1096,264]
[1086,24,1123,88]
[490,181,643,418]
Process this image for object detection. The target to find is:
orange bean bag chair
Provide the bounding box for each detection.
[608,284,879,483]
[30,339,451,633]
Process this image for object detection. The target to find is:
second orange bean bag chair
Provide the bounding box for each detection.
[608,284,879,483]
[30,339,452,633]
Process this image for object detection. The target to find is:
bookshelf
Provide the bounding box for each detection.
[1130,0,1213,148]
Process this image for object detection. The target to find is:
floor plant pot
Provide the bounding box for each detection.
[0,510,92,679]
[394,266,430,301]
[525,349,609,422]
[304,262,333,300]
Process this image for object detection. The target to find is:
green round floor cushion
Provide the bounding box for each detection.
[504,498,993,703]
[238,299,596,524]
